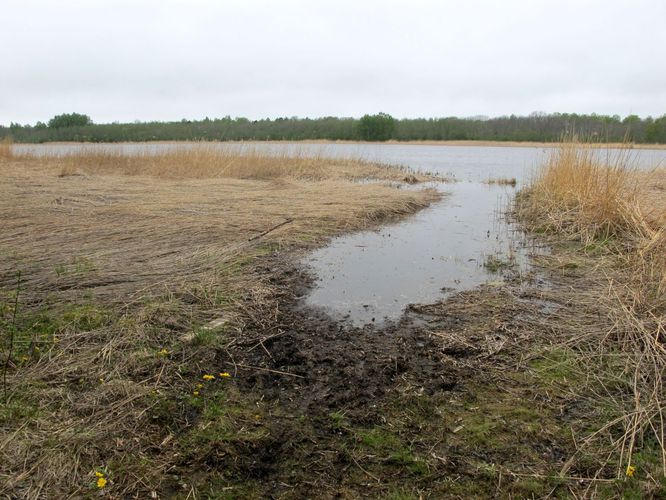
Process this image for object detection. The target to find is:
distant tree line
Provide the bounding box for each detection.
[2,111,665,144]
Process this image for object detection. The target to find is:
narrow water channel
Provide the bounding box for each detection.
[303,181,535,326]
[298,145,549,326]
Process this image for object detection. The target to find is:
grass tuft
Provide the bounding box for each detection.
[484,176,517,186]
[0,138,12,160]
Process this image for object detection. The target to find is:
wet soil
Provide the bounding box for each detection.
[226,264,464,415]
[166,252,615,498]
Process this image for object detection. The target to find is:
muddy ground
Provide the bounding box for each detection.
[147,243,658,499]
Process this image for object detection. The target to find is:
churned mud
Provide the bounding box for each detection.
[160,245,648,498]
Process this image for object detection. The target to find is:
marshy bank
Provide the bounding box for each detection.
[514,143,666,491]
[1,141,666,497]
[0,146,439,496]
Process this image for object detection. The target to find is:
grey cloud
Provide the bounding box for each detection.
[2,0,665,124]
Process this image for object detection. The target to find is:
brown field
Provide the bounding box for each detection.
[1,150,437,302]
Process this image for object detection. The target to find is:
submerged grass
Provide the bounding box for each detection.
[483,176,517,187]
[518,139,666,482]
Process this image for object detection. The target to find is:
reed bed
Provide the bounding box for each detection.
[518,140,666,480]
[16,143,430,182]
[0,150,438,496]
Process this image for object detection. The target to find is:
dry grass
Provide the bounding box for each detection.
[0,151,438,496]
[519,140,666,479]
[0,158,436,302]
[18,144,430,182]
[520,142,644,242]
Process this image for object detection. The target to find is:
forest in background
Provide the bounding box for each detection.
[2,112,666,143]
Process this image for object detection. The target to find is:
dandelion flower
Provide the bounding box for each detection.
[196,383,204,389]
[202,374,215,381]
[219,372,231,378]
[158,348,169,356]
[626,465,636,477]
[96,477,107,488]
[95,471,104,478]
[193,391,200,396]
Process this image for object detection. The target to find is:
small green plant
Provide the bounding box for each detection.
[483,255,512,273]
[54,256,96,277]
[192,327,226,347]
[328,411,348,430]
[2,271,21,403]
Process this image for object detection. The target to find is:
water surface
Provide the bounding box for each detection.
[304,181,537,325]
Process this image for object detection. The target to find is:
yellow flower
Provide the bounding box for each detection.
[158,348,169,356]
[202,374,215,381]
[96,477,107,488]
[95,471,104,477]
[193,391,200,396]
[626,465,636,477]
[219,372,231,378]
[196,383,204,389]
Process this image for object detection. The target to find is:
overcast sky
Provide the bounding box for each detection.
[2,0,665,125]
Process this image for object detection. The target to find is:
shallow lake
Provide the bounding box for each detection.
[16,142,666,326]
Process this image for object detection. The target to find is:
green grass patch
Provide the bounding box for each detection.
[483,254,513,273]
[0,395,40,424]
[54,256,96,277]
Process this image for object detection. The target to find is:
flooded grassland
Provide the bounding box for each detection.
[1,141,665,498]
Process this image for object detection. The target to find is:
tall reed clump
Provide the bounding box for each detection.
[519,139,666,478]
[0,138,13,160]
[520,141,642,243]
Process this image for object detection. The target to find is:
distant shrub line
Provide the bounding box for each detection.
[2,112,666,144]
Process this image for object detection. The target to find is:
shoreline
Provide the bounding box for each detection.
[10,139,666,150]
